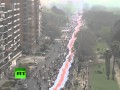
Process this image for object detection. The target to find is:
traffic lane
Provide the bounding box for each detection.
[27,79,38,90]
[27,42,62,89]
[44,42,62,66]
[46,42,61,57]
[27,42,60,83]
[37,42,65,89]
[16,54,45,89]
[16,60,44,90]
[17,41,64,90]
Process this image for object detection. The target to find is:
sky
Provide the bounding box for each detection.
[41,0,120,8]
[86,0,120,8]
[40,0,120,14]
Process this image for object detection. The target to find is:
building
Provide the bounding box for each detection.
[0,0,22,78]
[20,0,42,55]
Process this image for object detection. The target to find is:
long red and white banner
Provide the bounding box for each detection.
[49,10,84,90]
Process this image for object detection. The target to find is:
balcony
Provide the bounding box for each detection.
[0,26,4,33]
[8,22,12,25]
[3,32,8,38]
[14,29,20,34]
[14,39,20,46]
[14,34,20,40]
[14,14,20,17]
[14,33,20,38]
[13,24,20,29]
[14,18,20,23]
[6,16,12,20]
[7,10,12,13]
[0,51,4,58]
[14,8,20,11]
[0,56,9,67]
[14,44,20,51]
[14,3,20,5]
[4,40,12,47]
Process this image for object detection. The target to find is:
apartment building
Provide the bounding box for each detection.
[34,0,42,45]
[20,0,41,55]
[0,0,22,78]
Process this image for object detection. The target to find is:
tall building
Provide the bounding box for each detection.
[20,0,41,55]
[0,0,22,78]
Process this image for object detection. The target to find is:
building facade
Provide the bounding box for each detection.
[20,0,41,55]
[0,0,22,78]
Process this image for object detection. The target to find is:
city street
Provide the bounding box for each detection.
[1,0,120,90]
[16,37,69,90]
[0,13,89,90]
[27,42,62,90]
[16,16,80,90]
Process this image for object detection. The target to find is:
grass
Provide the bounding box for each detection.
[94,41,108,53]
[90,63,119,90]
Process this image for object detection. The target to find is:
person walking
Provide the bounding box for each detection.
[39,86,41,90]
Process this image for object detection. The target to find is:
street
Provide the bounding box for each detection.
[17,36,70,90]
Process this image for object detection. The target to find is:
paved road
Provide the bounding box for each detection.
[16,40,65,90]
[16,14,80,90]
[27,43,61,90]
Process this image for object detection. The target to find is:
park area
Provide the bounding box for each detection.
[94,41,108,53]
[90,63,119,90]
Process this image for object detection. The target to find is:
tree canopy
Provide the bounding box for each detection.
[41,6,69,39]
[75,28,96,57]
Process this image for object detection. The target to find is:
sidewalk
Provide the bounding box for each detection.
[16,41,62,90]
[0,76,8,87]
[71,61,88,90]
[17,56,45,65]
[115,63,120,89]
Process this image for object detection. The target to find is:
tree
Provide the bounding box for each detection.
[41,7,69,40]
[74,29,96,59]
[112,20,120,42]
[82,7,120,43]
[111,41,120,80]
[104,49,112,80]
[51,6,65,15]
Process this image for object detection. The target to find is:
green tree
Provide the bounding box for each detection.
[111,41,120,80]
[41,7,69,40]
[112,20,120,42]
[74,29,96,58]
[104,49,112,80]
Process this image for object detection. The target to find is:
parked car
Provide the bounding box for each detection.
[18,79,24,85]
[23,83,28,89]
[18,83,28,90]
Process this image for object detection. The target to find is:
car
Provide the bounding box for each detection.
[27,62,38,66]
[18,79,24,85]
[22,83,28,89]
[41,52,46,56]
[17,84,28,90]
[34,62,38,66]
[99,55,105,59]
[89,60,93,63]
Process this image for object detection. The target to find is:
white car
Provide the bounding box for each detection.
[89,60,93,63]
[23,83,28,89]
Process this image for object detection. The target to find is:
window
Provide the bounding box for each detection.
[0,13,5,21]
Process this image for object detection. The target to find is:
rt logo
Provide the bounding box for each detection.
[15,68,26,79]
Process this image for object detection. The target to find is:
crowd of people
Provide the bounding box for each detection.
[30,16,84,90]
[80,66,89,90]
[32,38,73,90]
